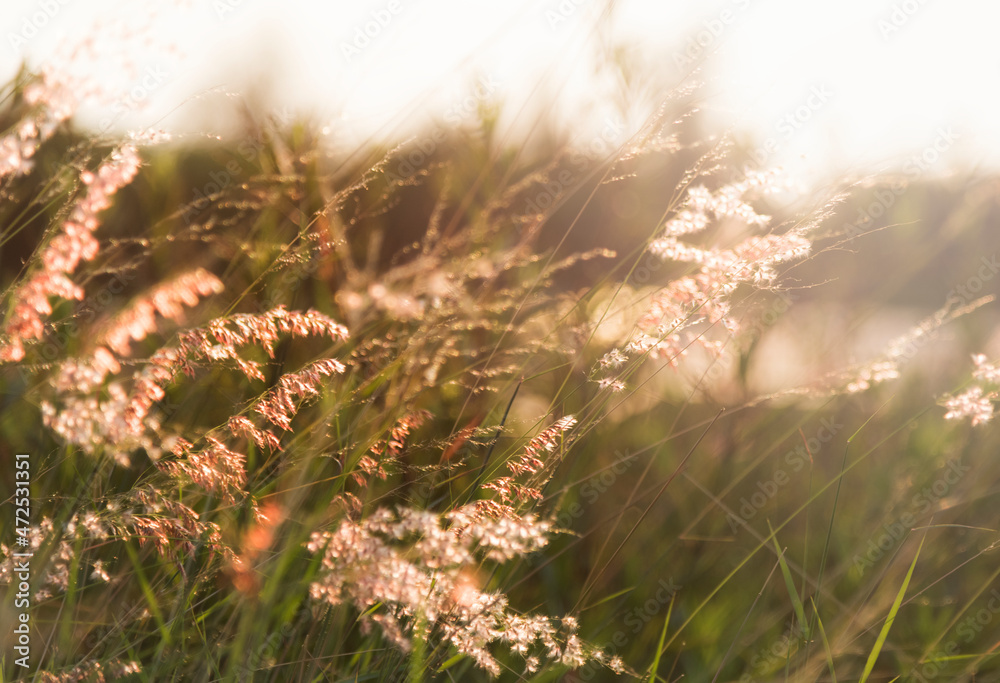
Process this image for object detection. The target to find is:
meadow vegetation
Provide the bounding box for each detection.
[1,59,1000,683]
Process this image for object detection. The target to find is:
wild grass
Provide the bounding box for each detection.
[1,63,1000,683]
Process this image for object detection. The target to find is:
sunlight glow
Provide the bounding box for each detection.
[2,0,997,185]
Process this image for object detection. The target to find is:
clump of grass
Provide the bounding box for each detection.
[1,59,1000,683]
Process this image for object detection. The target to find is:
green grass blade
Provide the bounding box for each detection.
[123,540,169,645]
[409,608,428,683]
[437,653,466,672]
[768,520,808,639]
[810,597,837,683]
[581,585,636,611]
[646,592,674,681]
[859,534,925,683]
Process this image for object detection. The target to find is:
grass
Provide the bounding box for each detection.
[0,65,999,683]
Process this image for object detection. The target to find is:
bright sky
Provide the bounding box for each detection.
[2,0,997,188]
